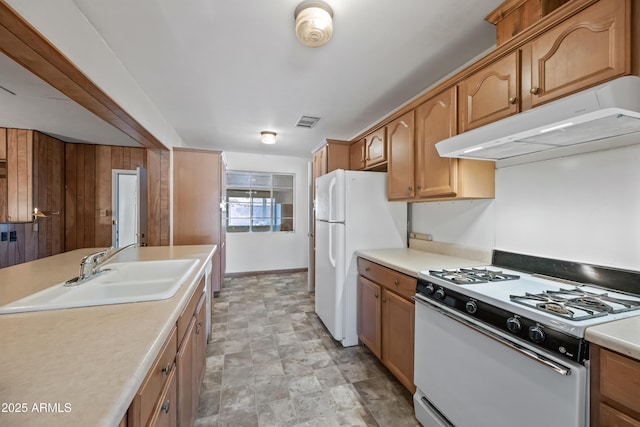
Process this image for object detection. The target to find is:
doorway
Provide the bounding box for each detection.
[112,167,147,248]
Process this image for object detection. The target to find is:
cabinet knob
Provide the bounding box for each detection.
[161,400,171,413]
[508,96,516,104]
[161,363,171,374]
[408,186,413,191]
[374,293,379,299]
[365,267,370,272]
[530,87,540,95]
[196,321,202,335]
[393,280,399,286]
[382,297,387,303]
[416,185,422,190]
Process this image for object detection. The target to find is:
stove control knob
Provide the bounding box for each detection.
[424,283,435,295]
[528,325,546,343]
[506,317,522,333]
[465,300,478,314]
[434,288,446,300]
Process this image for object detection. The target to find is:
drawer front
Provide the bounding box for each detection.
[147,364,177,427]
[358,258,416,300]
[601,348,640,414]
[600,402,640,427]
[177,276,205,343]
[135,327,177,427]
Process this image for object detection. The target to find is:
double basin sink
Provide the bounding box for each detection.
[0,258,200,314]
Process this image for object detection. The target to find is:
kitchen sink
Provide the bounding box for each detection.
[0,259,200,314]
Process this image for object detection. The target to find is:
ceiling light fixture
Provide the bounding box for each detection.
[260,131,277,144]
[294,1,333,48]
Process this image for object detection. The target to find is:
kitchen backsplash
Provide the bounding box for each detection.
[412,143,640,271]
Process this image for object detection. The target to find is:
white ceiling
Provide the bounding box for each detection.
[0,53,141,147]
[2,0,505,157]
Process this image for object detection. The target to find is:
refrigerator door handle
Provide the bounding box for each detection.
[328,176,337,222]
[328,223,336,268]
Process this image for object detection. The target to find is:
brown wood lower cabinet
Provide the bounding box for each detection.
[147,366,177,427]
[127,276,207,427]
[357,276,382,359]
[591,344,640,426]
[357,258,416,393]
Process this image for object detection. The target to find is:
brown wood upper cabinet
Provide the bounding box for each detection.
[415,87,459,198]
[311,139,350,183]
[459,51,520,132]
[349,138,366,171]
[459,0,628,130]
[387,111,415,200]
[364,128,387,168]
[526,0,629,108]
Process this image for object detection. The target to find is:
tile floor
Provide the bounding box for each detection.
[194,271,420,427]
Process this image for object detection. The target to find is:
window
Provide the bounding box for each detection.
[225,171,294,232]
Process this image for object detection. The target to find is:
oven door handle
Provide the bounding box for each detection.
[415,296,572,376]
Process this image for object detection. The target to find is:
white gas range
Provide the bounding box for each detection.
[412,251,640,427]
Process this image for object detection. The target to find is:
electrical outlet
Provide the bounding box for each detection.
[9,231,17,242]
[0,232,7,241]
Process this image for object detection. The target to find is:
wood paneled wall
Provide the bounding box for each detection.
[1,133,170,268]
[0,129,7,223]
[65,143,147,251]
[147,149,171,246]
[0,130,65,268]
[33,132,65,258]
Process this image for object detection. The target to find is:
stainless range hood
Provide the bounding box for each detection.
[436,76,640,167]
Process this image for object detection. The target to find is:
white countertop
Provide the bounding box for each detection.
[355,247,487,277]
[0,245,216,427]
[585,316,640,360]
[357,246,640,361]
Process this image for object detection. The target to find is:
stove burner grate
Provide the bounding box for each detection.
[428,268,520,285]
[510,286,640,321]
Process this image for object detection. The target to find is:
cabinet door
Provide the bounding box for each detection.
[194,294,207,402]
[148,367,177,427]
[177,317,195,427]
[415,87,458,198]
[381,290,415,393]
[387,111,415,200]
[528,0,629,107]
[459,51,519,132]
[173,149,221,246]
[312,146,327,180]
[365,128,387,168]
[349,139,365,170]
[357,276,382,359]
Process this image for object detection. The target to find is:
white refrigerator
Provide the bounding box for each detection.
[314,169,407,347]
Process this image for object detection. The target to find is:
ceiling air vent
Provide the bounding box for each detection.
[295,115,321,128]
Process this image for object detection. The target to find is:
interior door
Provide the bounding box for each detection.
[112,167,147,248]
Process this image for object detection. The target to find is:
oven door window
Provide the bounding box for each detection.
[414,300,587,427]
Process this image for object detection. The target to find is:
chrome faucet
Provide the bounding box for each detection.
[66,243,141,287]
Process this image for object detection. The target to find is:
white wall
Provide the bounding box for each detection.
[411,143,640,271]
[224,152,310,273]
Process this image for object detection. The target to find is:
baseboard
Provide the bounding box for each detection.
[225,268,308,278]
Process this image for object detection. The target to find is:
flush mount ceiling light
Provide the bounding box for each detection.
[260,131,277,144]
[294,1,333,48]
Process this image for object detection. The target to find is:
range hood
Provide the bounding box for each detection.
[436,76,640,167]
